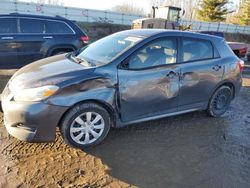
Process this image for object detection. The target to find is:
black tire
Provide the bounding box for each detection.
[207,85,233,117]
[60,103,111,149]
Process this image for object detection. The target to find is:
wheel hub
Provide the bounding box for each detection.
[216,95,227,109]
[213,88,232,112]
[69,112,105,145]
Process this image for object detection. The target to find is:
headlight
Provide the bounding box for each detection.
[13,85,59,102]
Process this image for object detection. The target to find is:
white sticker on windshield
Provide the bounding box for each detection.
[124,37,142,43]
[118,40,126,44]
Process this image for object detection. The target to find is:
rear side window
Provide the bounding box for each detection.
[46,20,73,34]
[182,38,213,62]
[0,18,17,34]
[19,18,46,34]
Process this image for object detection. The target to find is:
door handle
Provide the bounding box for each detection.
[1,37,14,40]
[43,36,53,39]
[166,71,177,78]
[212,65,222,71]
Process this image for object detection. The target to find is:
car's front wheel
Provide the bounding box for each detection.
[60,103,111,149]
[207,85,233,117]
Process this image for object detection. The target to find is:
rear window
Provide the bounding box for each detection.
[0,18,17,34]
[19,18,46,34]
[46,20,73,34]
[182,38,213,62]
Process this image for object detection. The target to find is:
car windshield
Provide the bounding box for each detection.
[75,34,143,66]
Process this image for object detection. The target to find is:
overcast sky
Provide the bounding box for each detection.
[19,0,152,12]
[18,0,240,13]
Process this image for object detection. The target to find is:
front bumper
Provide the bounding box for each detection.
[1,96,68,142]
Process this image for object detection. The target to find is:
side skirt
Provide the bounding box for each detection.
[115,108,202,128]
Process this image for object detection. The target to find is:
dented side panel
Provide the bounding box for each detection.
[118,65,180,122]
[48,86,116,109]
[47,69,117,109]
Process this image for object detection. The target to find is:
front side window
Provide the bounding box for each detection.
[46,21,73,34]
[0,18,17,34]
[19,18,46,34]
[127,38,177,70]
[182,38,213,62]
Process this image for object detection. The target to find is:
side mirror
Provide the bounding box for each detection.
[118,59,130,70]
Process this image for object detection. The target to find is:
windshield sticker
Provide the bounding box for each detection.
[118,40,126,44]
[124,37,142,43]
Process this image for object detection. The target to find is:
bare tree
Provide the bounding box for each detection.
[183,0,200,20]
[111,2,145,15]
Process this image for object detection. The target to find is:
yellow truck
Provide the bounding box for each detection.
[132,5,186,30]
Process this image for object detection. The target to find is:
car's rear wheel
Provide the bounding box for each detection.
[207,85,233,117]
[60,103,110,149]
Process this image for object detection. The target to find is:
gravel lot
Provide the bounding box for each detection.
[0,76,250,188]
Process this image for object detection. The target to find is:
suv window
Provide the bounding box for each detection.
[128,38,177,69]
[46,20,73,34]
[19,18,46,34]
[182,38,213,62]
[0,18,17,34]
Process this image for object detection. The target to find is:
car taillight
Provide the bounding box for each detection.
[239,47,247,56]
[80,36,89,44]
[237,59,244,72]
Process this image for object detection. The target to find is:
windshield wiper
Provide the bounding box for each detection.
[69,54,93,67]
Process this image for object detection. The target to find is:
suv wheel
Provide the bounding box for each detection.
[60,103,110,149]
[207,85,232,117]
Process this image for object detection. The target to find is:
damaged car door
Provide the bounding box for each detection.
[118,37,180,122]
[178,37,224,111]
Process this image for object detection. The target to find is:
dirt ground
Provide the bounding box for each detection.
[0,77,250,188]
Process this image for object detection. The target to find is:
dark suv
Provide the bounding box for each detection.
[0,13,88,69]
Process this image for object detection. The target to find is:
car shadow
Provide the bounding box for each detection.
[85,111,233,187]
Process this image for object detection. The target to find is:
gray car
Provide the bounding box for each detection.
[1,29,243,149]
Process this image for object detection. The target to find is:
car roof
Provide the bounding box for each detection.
[0,13,68,21]
[116,29,170,37]
[195,30,225,37]
[116,29,224,42]
[198,30,223,34]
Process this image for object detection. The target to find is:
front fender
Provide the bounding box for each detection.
[48,87,116,107]
[46,77,117,110]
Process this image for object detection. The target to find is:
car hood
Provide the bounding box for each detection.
[9,54,95,89]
